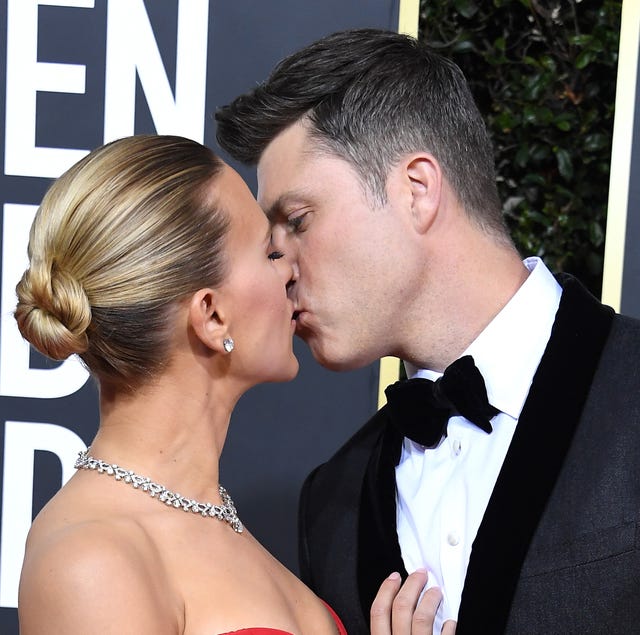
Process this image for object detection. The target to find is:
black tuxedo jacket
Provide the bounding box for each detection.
[299,276,640,634]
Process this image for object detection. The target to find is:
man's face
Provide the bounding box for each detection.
[257,121,415,370]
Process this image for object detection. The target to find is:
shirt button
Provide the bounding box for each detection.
[452,438,462,455]
[447,531,460,546]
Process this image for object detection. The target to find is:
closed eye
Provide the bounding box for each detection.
[287,212,308,233]
[268,250,285,260]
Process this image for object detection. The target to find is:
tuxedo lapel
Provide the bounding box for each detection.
[456,275,615,634]
[358,417,407,618]
[299,413,391,635]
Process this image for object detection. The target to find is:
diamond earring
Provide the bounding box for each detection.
[223,337,234,353]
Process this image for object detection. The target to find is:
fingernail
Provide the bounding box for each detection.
[388,572,401,580]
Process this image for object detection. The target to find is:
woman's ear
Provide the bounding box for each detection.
[188,288,229,353]
[405,154,442,234]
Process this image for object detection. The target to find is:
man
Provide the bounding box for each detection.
[216,29,640,635]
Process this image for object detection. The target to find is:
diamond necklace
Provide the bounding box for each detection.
[74,449,243,533]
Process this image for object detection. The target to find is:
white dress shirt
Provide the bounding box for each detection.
[395,257,562,634]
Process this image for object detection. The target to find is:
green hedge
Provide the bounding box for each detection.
[420,0,621,296]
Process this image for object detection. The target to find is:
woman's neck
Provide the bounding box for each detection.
[90,369,235,505]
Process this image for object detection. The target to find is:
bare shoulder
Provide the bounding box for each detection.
[19,514,181,635]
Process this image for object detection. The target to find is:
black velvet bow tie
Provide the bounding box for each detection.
[385,355,500,448]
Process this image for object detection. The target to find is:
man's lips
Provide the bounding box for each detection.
[291,309,309,333]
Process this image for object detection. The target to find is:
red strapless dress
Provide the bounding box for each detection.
[218,602,347,635]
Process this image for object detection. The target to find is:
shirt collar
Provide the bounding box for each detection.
[405,257,562,420]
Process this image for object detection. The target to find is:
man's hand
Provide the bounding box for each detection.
[370,570,457,635]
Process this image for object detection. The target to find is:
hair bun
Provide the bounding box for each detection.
[15,262,91,360]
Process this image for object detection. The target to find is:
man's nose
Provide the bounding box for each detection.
[282,257,298,293]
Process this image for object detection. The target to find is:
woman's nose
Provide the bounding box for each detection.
[278,255,297,287]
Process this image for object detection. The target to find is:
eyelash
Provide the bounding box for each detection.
[268,250,285,260]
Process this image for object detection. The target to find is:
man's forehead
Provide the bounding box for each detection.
[257,134,318,207]
[259,119,312,165]
[258,144,316,177]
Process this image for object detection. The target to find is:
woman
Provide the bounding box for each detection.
[15,135,446,635]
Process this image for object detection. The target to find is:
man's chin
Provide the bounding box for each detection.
[302,335,373,372]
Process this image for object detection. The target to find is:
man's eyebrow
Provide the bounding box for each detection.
[264,196,286,223]
[264,192,304,223]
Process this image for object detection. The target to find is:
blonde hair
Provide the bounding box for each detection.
[15,135,228,390]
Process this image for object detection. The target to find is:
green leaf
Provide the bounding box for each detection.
[569,34,593,47]
[523,105,537,125]
[495,111,519,131]
[575,50,596,69]
[515,144,530,168]
[524,73,551,100]
[451,39,476,54]
[417,0,620,296]
[530,142,551,162]
[555,148,574,180]
[503,196,525,214]
[522,173,547,187]
[540,55,557,72]
[553,113,574,132]
[454,0,479,18]
[538,107,554,124]
[526,210,549,225]
[583,133,609,151]
[590,221,605,247]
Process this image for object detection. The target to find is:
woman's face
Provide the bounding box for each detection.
[214,166,298,384]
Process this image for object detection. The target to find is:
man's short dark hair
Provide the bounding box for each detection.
[216,28,506,237]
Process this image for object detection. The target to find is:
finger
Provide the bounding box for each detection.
[391,569,429,634]
[411,585,443,635]
[370,572,402,635]
[441,619,457,635]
